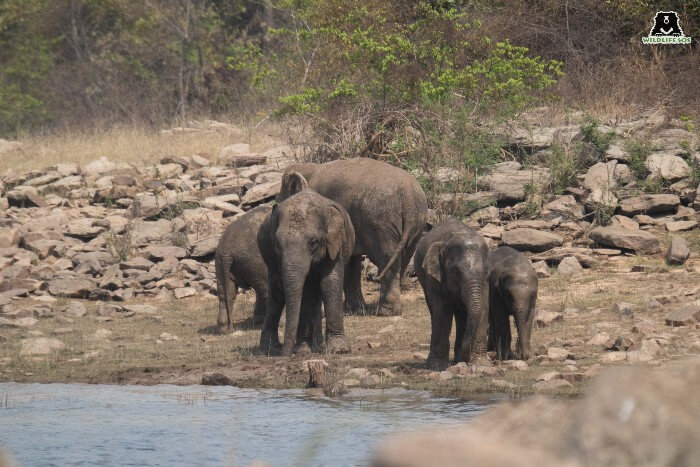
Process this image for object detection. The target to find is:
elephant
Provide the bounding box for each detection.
[278,157,427,317]
[214,205,271,332]
[414,218,489,370]
[258,173,355,356]
[487,246,538,360]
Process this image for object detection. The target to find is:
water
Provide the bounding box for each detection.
[0,383,489,467]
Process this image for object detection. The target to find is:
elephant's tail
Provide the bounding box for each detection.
[376,216,412,281]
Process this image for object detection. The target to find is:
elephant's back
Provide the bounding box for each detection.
[218,205,271,287]
[489,246,535,281]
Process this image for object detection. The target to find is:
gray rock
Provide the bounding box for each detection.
[48,277,95,298]
[557,256,583,275]
[612,302,635,317]
[501,228,563,253]
[189,237,218,258]
[665,306,699,326]
[665,220,697,232]
[589,226,660,254]
[64,302,87,317]
[610,215,639,230]
[583,161,617,191]
[666,237,690,265]
[618,194,680,216]
[645,152,690,181]
[241,180,281,205]
[20,337,64,355]
[6,186,47,208]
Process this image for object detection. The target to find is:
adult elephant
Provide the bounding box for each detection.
[414,218,489,370]
[278,158,427,316]
[258,174,355,356]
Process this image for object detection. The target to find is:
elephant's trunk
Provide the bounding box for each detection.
[459,279,489,363]
[280,255,310,356]
[513,302,534,360]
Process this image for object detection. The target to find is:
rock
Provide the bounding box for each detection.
[491,379,516,390]
[504,360,529,371]
[202,373,234,386]
[612,302,635,317]
[64,218,107,239]
[536,371,561,382]
[589,226,660,254]
[587,332,611,346]
[189,237,218,258]
[625,351,654,363]
[583,161,617,191]
[665,307,700,327]
[64,302,86,317]
[610,215,639,230]
[241,180,281,205]
[547,347,570,361]
[0,317,38,328]
[645,152,690,181]
[93,328,112,339]
[666,237,690,265]
[20,337,64,355]
[599,351,627,363]
[618,194,680,216]
[219,143,250,159]
[542,195,584,219]
[346,367,371,380]
[48,277,95,298]
[533,379,572,390]
[481,167,550,203]
[83,157,117,175]
[535,311,563,327]
[605,144,628,161]
[6,186,47,208]
[531,260,550,278]
[173,287,196,299]
[557,256,583,275]
[0,227,21,248]
[665,220,697,232]
[147,245,188,260]
[159,332,179,341]
[122,304,158,315]
[500,228,563,253]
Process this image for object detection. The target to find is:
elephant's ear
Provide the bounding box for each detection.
[423,241,445,282]
[286,171,308,196]
[326,204,345,261]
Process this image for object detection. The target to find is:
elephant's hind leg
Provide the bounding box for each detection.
[343,255,366,313]
[216,272,237,334]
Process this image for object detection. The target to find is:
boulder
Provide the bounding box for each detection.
[644,152,691,182]
[48,276,95,298]
[189,237,218,258]
[611,302,634,317]
[501,228,563,253]
[83,157,117,176]
[589,226,660,254]
[6,186,47,208]
[618,194,680,216]
[481,168,550,203]
[665,220,697,232]
[610,215,638,230]
[666,237,690,265]
[583,161,617,191]
[241,180,281,205]
[605,144,628,161]
[665,307,700,327]
[557,256,583,275]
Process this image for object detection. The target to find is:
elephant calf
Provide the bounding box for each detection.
[487,246,538,360]
[258,174,355,356]
[414,218,489,370]
[214,205,271,332]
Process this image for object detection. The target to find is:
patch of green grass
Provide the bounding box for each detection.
[580,116,615,156]
[625,137,654,180]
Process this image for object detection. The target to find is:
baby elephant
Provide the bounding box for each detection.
[258,174,355,356]
[488,246,538,360]
[414,218,490,370]
[214,205,271,333]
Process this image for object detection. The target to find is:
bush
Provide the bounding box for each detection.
[580,116,615,157]
[625,137,653,180]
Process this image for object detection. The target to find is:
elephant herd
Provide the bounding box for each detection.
[215,157,538,368]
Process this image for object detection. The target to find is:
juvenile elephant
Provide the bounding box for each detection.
[278,157,427,316]
[258,174,355,356]
[214,205,271,332]
[487,246,538,360]
[414,218,489,370]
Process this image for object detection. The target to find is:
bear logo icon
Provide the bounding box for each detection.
[649,11,683,37]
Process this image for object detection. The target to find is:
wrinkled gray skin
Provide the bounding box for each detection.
[214,205,271,332]
[278,158,427,317]
[414,218,489,370]
[487,246,538,360]
[258,176,355,356]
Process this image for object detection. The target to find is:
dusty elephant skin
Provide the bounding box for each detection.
[487,246,538,360]
[414,218,489,370]
[214,205,271,332]
[278,157,428,317]
[258,176,355,356]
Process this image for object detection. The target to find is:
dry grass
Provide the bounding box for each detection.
[1,120,293,173]
[1,253,698,398]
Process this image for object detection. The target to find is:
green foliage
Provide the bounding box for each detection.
[580,116,615,157]
[641,176,666,194]
[546,144,581,195]
[593,202,615,226]
[625,137,653,180]
[679,116,695,133]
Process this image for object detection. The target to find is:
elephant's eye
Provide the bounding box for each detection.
[308,239,319,250]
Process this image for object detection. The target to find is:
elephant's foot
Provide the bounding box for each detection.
[216,324,231,335]
[426,355,449,371]
[260,331,282,356]
[376,300,401,317]
[252,314,265,328]
[293,342,312,355]
[344,296,367,315]
[326,335,351,354]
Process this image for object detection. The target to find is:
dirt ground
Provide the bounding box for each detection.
[1,240,698,399]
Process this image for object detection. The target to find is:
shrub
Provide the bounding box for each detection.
[546,144,582,195]
[580,116,615,157]
[625,137,653,180]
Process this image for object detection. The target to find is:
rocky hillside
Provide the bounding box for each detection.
[0,110,697,328]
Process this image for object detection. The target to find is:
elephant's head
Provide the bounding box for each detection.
[269,177,352,355]
[423,233,489,363]
[500,272,538,360]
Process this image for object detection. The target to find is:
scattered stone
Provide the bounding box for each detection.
[587,332,611,346]
[536,371,561,382]
[531,260,550,278]
[48,277,95,298]
[644,152,690,182]
[0,317,38,328]
[306,359,330,388]
[666,237,690,265]
[557,256,583,275]
[547,347,570,361]
[64,302,87,317]
[159,332,179,341]
[618,194,680,216]
[665,220,697,232]
[346,367,371,380]
[599,351,627,363]
[202,373,234,386]
[665,307,700,327]
[611,215,639,230]
[503,360,529,371]
[535,311,563,327]
[173,287,196,299]
[612,302,635,317]
[367,341,382,349]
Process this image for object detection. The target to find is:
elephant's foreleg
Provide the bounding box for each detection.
[426,291,452,371]
[296,283,323,353]
[252,289,267,327]
[453,306,466,364]
[491,306,512,360]
[260,280,284,355]
[343,255,365,313]
[321,267,350,354]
